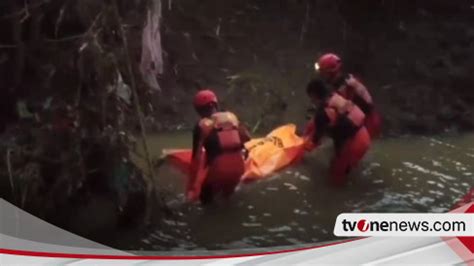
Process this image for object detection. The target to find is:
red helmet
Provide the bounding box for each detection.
[193,89,218,108]
[315,53,342,75]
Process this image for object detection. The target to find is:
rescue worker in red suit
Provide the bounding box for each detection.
[315,53,382,139]
[304,79,371,186]
[190,89,251,204]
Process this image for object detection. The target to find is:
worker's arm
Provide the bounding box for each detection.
[238,123,251,143]
[310,108,331,146]
[303,118,317,151]
[302,107,329,151]
[191,124,201,159]
[304,118,316,137]
[189,123,207,201]
[347,77,374,114]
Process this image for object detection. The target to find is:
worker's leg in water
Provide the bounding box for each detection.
[329,149,352,186]
[219,152,245,198]
[329,127,371,186]
[350,127,371,165]
[200,152,244,203]
[199,182,215,204]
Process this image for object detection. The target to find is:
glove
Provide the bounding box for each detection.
[303,136,318,152]
[304,140,316,151]
[186,190,199,202]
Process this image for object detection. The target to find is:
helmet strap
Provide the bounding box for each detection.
[197,103,218,118]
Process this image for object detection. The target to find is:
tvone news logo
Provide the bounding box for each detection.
[341,219,430,232]
[336,214,472,237]
[341,218,467,233]
[343,219,370,232]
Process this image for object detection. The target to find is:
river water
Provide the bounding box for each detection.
[124,133,474,251]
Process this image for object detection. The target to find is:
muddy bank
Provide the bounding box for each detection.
[0,0,166,242]
[156,0,474,135]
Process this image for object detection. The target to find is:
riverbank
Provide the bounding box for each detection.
[153,0,474,136]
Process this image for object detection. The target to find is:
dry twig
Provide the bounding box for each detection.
[0,0,47,20]
[111,0,166,222]
[6,149,15,198]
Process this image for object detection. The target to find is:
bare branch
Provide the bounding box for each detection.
[0,0,47,20]
[299,0,311,44]
[6,149,15,197]
[45,11,104,43]
[0,44,17,48]
[20,0,30,23]
[55,0,70,38]
[111,0,166,222]
[45,33,88,43]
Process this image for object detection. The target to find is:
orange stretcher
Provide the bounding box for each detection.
[162,124,308,200]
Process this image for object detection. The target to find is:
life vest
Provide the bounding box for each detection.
[336,74,373,114]
[325,93,365,129]
[200,112,243,153]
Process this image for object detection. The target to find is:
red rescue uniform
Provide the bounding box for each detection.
[191,111,250,203]
[333,74,382,139]
[310,93,371,186]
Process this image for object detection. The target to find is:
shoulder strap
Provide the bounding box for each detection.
[211,112,239,129]
[198,118,214,139]
[345,74,373,104]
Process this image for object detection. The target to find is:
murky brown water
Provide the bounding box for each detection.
[127,133,474,251]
